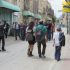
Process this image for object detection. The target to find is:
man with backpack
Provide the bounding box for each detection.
[34,21,47,58]
[53,26,65,61]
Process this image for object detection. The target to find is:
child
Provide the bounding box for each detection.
[53,27,63,61]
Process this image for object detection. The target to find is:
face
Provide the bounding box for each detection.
[34,19,39,24]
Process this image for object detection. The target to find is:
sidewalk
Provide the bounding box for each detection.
[0,28,70,70]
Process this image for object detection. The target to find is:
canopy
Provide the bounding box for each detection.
[23,11,34,17]
[0,0,20,12]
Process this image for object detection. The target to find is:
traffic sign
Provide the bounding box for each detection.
[62,0,70,12]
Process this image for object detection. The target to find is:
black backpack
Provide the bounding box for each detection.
[59,32,65,46]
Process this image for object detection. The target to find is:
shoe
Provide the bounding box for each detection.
[39,55,42,58]
[56,57,61,61]
[42,55,46,58]
[2,49,6,51]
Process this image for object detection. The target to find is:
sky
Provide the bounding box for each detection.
[48,0,62,18]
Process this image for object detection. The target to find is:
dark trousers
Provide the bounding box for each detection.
[55,46,61,61]
[0,36,5,50]
[47,30,51,41]
[15,29,20,40]
[37,39,46,56]
[4,31,8,38]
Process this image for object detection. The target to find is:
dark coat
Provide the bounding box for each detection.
[0,25,4,36]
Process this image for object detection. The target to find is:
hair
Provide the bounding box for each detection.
[28,21,34,29]
[39,21,43,25]
[57,28,62,31]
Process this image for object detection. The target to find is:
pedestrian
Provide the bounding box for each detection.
[53,26,65,61]
[4,21,9,38]
[14,22,20,40]
[0,21,6,51]
[20,23,27,40]
[51,23,55,39]
[34,21,47,58]
[26,22,35,57]
[47,21,52,41]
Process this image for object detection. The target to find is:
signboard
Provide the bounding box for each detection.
[62,0,70,12]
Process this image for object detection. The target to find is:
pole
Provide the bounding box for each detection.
[67,12,68,34]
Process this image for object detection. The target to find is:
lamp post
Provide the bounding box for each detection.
[65,0,69,34]
[66,12,68,34]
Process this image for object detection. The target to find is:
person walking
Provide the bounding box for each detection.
[34,21,47,58]
[14,22,20,40]
[51,23,55,39]
[4,21,9,38]
[26,22,35,57]
[47,21,52,41]
[53,27,65,61]
[0,21,6,51]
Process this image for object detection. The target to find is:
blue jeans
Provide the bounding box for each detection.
[15,29,20,40]
[55,46,61,61]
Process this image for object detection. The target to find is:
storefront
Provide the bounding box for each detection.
[0,0,20,24]
[0,8,12,24]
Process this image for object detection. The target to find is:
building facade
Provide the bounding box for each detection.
[0,0,54,24]
[0,0,21,25]
[38,0,54,20]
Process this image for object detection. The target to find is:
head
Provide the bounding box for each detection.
[39,21,43,25]
[34,19,39,25]
[57,26,62,32]
[28,21,34,29]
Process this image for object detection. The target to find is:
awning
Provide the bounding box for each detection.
[23,11,34,17]
[0,0,20,12]
[34,14,42,19]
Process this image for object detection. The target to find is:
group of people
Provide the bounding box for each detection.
[12,22,27,40]
[26,20,65,61]
[0,19,65,61]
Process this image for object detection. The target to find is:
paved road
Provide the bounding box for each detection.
[0,28,70,70]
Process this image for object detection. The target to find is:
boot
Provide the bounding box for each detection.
[30,51,33,56]
[27,48,30,56]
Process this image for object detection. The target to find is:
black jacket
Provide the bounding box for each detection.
[0,25,4,36]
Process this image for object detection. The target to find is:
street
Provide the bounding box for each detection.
[0,28,70,70]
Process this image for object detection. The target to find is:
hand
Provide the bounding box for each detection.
[45,39,47,42]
